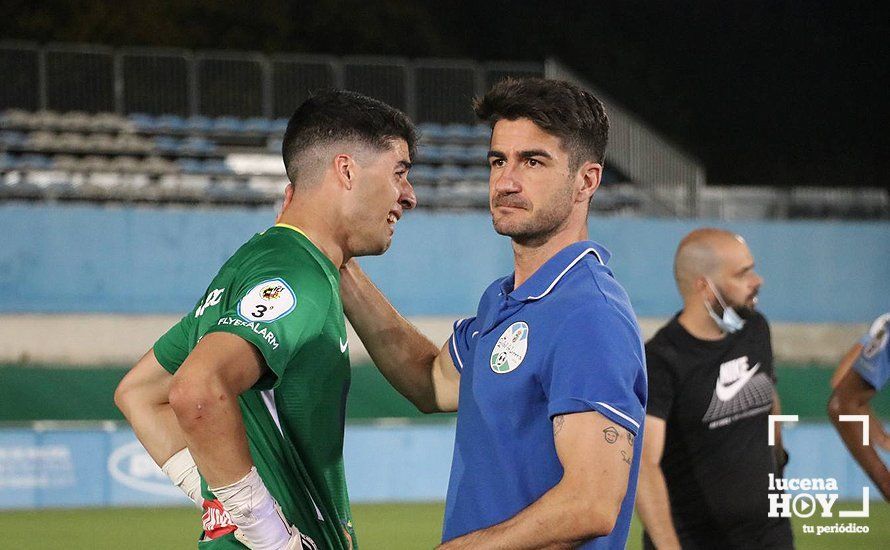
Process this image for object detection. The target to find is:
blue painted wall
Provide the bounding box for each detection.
[1,204,887,322]
[0,422,885,509]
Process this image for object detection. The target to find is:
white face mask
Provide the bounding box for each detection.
[704,278,746,334]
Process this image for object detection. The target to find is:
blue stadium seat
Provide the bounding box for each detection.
[212,117,242,133]
[415,145,444,164]
[271,118,289,134]
[418,122,446,141]
[409,164,438,183]
[440,144,466,163]
[202,159,233,175]
[444,124,475,142]
[154,136,181,153]
[243,118,273,134]
[178,158,204,174]
[466,145,489,164]
[463,166,490,182]
[156,114,187,132]
[185,115,214,133]
[19,154,53,170]
[437,164,465,181]
[128,113,157,132]
[181,136,216,154]
[0,152,14,170]
[471,124,490,141]
[0,130,26,147]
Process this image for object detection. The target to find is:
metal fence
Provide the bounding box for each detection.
[0,41,542,123]
[546,59,706,217]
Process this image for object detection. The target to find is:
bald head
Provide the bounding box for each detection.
[674,228,747,297]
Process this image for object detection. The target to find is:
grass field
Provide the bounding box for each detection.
[3,502,888,549]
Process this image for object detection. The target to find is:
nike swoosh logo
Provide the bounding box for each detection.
[715,362,761,402]
[339,338,348,353]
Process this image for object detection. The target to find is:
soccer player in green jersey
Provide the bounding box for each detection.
[114,90,417,549]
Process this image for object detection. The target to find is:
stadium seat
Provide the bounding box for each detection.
[465,145,489,164]
[212,116,242,133]
[271,118,289,134]
[418,122,447,141]
[409,164,438,183]
[154,136,181,153]
[470,124,490,141]
[185,115,214,133]
[0,130,26,147]
[58,112,92,131]
[156,114,187,132]
[79,155,112,172]
[129,113,158,132]
[444,124,475,142]
[142,156,177,174]
[178,158,204,174]
[181,136,216,154]
[437,164,465,181]
[202,158,233,175]
[0,152,14,170]
[33,111,64,130]
[439,144,466,163]
[415,145,444,164]
[463,166,489,182]
[52,155,80,171]
[19,153,54,170]
[243,117,273,134]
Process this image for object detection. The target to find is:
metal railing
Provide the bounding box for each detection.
[0,41,543,123]
[546,58,706,217]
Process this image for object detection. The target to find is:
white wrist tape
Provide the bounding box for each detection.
[161,447,203,509]
[210,467,292,550]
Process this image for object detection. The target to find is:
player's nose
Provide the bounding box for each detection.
[399,177,417,210]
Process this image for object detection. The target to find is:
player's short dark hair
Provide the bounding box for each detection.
[282,90,417,185]
[474,77,609,171]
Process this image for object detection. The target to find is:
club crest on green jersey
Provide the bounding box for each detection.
[490,321,529,374]
[238,278,296,323]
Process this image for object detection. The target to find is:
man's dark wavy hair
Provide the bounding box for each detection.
[474,77,609,171]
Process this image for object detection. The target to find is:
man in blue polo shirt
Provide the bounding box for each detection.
[342,77,647,548]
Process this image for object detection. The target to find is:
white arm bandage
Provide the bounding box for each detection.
[160,447,203,509]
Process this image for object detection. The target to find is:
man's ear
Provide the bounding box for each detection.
[275,183,295,223]
[335,154,356,190]
[576,161,602,203]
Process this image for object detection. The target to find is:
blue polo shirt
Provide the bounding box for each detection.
[854,315,890,391]
[443,240,647,548]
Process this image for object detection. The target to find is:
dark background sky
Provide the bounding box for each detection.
[2,0,886,187]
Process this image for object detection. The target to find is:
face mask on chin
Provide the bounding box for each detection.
[703,277,746,334]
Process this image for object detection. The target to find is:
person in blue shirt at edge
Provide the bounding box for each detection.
[829,313,890,501]
[340,77,647,549]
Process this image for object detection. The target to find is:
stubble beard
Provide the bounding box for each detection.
[492,183,574,247]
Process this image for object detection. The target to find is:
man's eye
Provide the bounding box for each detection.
[527,158,540,167]
[490,158,505,167]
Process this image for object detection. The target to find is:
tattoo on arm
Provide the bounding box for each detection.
[603,426,619,444]
[553,415,565,437]
[627,432,635,446]
[621,450,632,466]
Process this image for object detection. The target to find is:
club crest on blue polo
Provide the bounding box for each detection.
[490,321,529,373]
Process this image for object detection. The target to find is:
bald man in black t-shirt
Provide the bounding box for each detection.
[636,228,793,549]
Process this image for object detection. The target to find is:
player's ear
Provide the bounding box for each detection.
[275,183,295,223]
[334,154,356,190]
[576,161,602,203]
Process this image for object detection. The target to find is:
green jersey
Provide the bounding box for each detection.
[154,223,354,549]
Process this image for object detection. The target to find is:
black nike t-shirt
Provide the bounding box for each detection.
[644,311,793,549]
